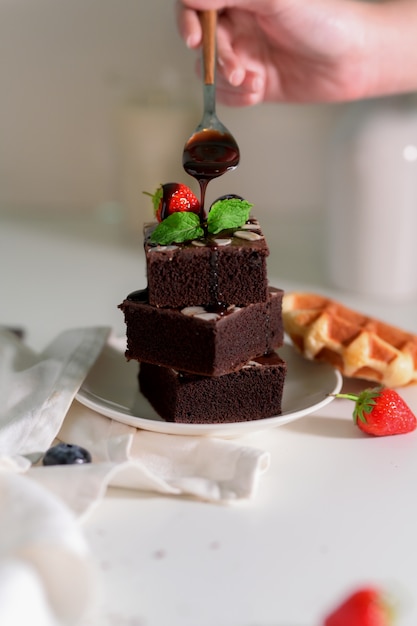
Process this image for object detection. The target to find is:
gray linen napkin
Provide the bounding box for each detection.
[0,326,271,623]
[0,326,110,457]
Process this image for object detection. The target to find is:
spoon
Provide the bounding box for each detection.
[182,10,240,217]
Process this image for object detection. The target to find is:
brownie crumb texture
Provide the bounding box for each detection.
[139,353,287,424]
[120,217,287,424]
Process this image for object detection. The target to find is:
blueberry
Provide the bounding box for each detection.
[42,443,92,466]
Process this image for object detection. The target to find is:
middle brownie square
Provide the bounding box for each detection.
[119,287,284,377]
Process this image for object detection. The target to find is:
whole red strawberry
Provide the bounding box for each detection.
[145,182,200,222]
[323,587,392,626]
[336,386,417,436]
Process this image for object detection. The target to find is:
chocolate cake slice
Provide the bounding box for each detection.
[144,218,269,308]
[119,287,283,377]
[139,351,287,424]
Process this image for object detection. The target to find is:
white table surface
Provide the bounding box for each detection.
[2,210,417,626]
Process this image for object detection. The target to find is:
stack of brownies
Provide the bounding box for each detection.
[119,217,287,424]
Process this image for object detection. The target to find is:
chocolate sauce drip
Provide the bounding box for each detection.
[264,297,271,354]
[255,352,282,366]
[206,301,229,316]
[126,287,233,315]
[183,129,240,216]
[208,247,222,307]
[127,288,149,303]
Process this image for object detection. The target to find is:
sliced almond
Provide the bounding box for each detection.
[234,230,264,241]
[181,306,206,317]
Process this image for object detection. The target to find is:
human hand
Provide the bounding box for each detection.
[176,0,405,106]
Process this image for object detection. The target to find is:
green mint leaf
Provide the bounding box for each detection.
[150,212,204,245]
[207,198,253,235]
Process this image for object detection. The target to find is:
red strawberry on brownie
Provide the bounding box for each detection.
[145,182,200,223]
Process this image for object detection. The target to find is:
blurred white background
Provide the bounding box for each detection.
[2,0,417,347]
[0,0,340,223]
[2,0,417,301]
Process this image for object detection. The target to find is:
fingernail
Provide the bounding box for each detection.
[186,34,198,48]
[229,68,244,86]
[251,75,264,93]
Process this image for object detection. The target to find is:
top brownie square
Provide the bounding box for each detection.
[144,218,269,308]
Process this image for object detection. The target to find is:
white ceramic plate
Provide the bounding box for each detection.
[76,338,342,438]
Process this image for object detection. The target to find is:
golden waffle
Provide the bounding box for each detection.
[282,292,417,387]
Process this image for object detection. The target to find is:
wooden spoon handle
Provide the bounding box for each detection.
[200,10,217,85]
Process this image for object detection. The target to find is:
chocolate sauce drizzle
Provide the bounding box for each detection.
[145,220,262,311]
[182,128,240,217]
[208,247,221,307]
[264,298,271,355]
[127,288,149,303]
[125,285,277,340]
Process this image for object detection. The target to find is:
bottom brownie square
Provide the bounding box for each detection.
[138,351,287,424]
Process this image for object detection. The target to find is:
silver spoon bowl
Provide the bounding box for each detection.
[182,10,240,215]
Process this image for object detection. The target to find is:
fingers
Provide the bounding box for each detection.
[180,0,237,10]
[175,1,202,48]
[216,12,266,101]
[215,70,266,106]
[177,0,267,106]
[216,21,246,86]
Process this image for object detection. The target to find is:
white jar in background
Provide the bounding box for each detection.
[326,94,417,300]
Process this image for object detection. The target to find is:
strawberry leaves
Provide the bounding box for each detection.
[143,187,163,215]
[336,387,382,424]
